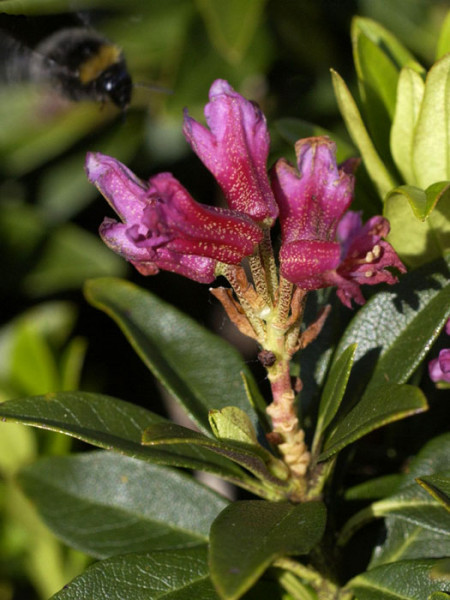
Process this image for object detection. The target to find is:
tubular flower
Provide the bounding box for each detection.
[183,79,278,225]
[272,137,406,307]
[85,152,263,283]
[429,349,450,383]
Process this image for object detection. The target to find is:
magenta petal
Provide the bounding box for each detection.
[85,152,147,222]
[429,349,450,383]
[272,137,355,244]
[280,240,341,287]
[183,79,278,223]
[87,151,263,283]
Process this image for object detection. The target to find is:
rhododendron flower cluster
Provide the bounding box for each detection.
[85,79,406,493]
[86,79,404,309]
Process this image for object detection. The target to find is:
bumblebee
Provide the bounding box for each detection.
[0,13,133,110]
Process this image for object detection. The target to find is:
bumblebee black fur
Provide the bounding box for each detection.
[0,14,133,110]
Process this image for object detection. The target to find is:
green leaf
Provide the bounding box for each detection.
[142,422,289,497]
[370,434,450,566]
[331,68,397,199]
[417,474,450,511]
[346,559,450,600]
[345,474,404,501]
[333,258,450,402]
[209,500,326,600]
[19,451,227,558]
[320,382,427,461]
[370,517,450,567]
[390,67,425,184]
[196,0,266,64]
[209,406,258,445]
[0,392,246,481]
[412,53,450,189]
[370,473,450,535]
[84,278,258,434]
[436,11,450,60]
[312,343,357,454]
[51,547,218,600]
[352,17,422,75]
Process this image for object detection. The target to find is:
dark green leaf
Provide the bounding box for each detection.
[370,517,450,567]
[333,258,450,402]
[401,433,450,486]
[209,500,326,600]
[142,423,289,497]
[370,473,450,535]
[20,451,228,558]
[312,343,356,454]
[345,474,404,501]
[346,559,450,600]
[84,278,258,433]
[320,383,427,460]
[417,474,450,511]
[0,392,246,481]
[51,547,219,600]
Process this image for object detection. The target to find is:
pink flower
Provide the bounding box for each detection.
[272,137,406,307]
[85,152,263,283]
[428,349,450,383]
[183,79,278,225]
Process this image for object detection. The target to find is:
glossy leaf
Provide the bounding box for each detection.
[320,382,427,461]
[416,474,450,511]
[0,392,246,481]
[412,53,450,188]
[331,68,397,199]
[370,517,450,567]
[333,258,450,402]
[312,343,357,454]
[19,451,228,558]
[209,500,326,600]
[346,559,450,600]
[370,473,450,535]
[390,67,425,184]
[142,422,289,497]
[52,547,218,600]
[84,278,258,434]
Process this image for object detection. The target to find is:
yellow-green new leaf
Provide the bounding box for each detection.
[385,183,450,266]
[331,69,397,199]
[436,10,450,60]
[390,67,425,184]
[412,53,450,189]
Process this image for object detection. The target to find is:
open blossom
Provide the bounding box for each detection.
[272,137,406,307]
[183,79,278,225]
[85,152,263,283]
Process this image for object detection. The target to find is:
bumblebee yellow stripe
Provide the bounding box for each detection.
[79,44,121,83]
